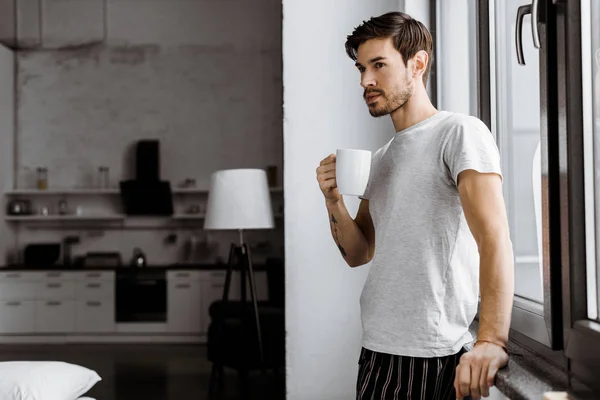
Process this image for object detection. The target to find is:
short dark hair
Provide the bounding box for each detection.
[345,12,434,87]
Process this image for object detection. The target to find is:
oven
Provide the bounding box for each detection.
[115,269,167,323]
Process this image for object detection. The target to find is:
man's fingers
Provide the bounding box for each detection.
[319,179,337,192]
[458,361,471,398]
[470,361,482,399]
[320,171,336,181]
[316,163,336,175]
[479,363,490,398]
[487,360,499,388]
[454,365,462,398]
[320,154,336,166]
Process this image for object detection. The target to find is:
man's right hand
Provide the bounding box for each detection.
[316,154,341,205]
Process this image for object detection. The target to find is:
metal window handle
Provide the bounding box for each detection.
[516,1,542,66]
[531,0,541,49]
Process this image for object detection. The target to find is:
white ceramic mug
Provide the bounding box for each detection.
[336,149,372,196]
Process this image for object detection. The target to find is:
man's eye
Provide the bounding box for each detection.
[358,67,366,73]
[375,63,385,68]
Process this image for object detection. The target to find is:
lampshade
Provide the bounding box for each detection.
[204,169,275,230]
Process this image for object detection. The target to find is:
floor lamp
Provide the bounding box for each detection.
[204,168,275,390]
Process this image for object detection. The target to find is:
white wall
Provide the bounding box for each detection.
[283,1,398,398]
[0,45,15,263]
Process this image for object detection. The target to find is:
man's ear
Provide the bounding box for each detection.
[412,50,429,80]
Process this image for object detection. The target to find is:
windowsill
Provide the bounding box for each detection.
[468,321,587,400]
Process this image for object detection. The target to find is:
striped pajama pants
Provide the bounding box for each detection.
[356,347,466,400]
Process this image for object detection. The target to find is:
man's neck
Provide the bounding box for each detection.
[390,89,438,133]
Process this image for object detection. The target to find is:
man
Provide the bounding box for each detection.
[316,12,514,400]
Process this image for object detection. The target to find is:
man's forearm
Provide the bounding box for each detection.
[326,199,370,267]
[477,234,515,347]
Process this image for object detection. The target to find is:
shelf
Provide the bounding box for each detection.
[5,214,126,222]
[172,214,205,220]
[5,187,283,196]
[5,213,283,222]
[172,186,283,194]
[5,189,119,196]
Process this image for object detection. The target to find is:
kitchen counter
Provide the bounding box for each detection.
[0,263,267,271]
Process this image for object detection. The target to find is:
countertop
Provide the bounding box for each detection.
[0,263,267,271]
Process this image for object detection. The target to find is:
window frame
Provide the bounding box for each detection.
[474,0,564,352]
[559,0,600,390]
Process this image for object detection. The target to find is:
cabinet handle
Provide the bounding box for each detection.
[46,301,62,306]
[211,272,225,277]
[6,301,21,306]
[86,301,102,307]
[176,283,191,289]
[6,273,21,278]
[212,283,224,288]
[175,273,190,278]
[86,283,101,288]
[46,283,62,288]
[46,272,61,278]
[86,273,102,278]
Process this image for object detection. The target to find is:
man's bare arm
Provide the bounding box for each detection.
[327,198,374,267]
[458,170,514,347]
[454,169,513,399]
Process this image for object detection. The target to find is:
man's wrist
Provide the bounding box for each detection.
[326,198,342,209]
[475,339,508,354]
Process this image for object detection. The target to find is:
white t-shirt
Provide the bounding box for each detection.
[359,111,502,358]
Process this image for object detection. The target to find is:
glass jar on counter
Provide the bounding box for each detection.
[36,167,48,190]
[97,166,109,188]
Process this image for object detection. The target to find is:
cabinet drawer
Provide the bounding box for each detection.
[75,300,115,333]
[75,280,114,299]
[0,282,36,300]
[41,271,73,281]
[34,300,75,333]
[0,300,35,333]
[73,271,114,282]
[36,281,75,300]
[168,270,201,281]
[0,272,43,282]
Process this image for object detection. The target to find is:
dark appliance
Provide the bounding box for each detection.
[136,140,160,181]
[116,269,167,323]
[82,252,122,268]
[23,243,61,266]
[120,180,173,216]
[119,139,173,216]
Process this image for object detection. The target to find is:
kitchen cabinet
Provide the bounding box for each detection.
[0,271,115,335]
[0,267,268,340]
[0,300,35,333]
[73,271,115,333]
[167,269,269,336]
[166,271,202,333]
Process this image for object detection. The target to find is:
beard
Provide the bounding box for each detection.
[365,74,414,117]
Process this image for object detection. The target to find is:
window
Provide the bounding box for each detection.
[470,0,560,349]
[437,1,600,390]
[588,0,600,322]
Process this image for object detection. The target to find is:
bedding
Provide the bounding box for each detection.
[0,361,101,400]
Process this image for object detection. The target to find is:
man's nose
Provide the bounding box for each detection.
[361,73,376,89]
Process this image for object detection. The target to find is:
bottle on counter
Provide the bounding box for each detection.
[131,248,146,268]
[36,167,48,190]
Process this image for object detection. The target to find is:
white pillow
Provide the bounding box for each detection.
[0,361,101,400]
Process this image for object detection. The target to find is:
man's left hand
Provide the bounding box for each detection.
[454,342,509,399]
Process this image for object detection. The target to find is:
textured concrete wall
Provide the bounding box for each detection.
[10,0,283,265]
[16,0,282,189]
